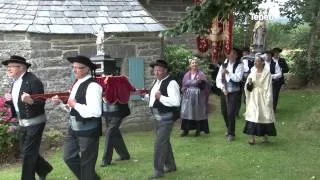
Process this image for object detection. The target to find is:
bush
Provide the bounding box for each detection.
[0,96,19,163]
[164,45,212,85]
[43,128,64,149]
[282,49,320,84]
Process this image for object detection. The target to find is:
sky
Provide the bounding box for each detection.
[258,0,289,22]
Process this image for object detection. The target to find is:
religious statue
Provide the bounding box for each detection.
[95,27,105,56]
[252,20,266,47]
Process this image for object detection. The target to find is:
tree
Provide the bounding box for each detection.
[280,0,320,82]
[161,0,264,37]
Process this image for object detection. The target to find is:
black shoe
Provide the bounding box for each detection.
[39,166,53,180]
[148,174,164,180]
[227,135,235,142]
[100,161,111,167]
[164,168,177,173]
[115,156,130,161]
[180,131,188,137]
[194,130,201,137]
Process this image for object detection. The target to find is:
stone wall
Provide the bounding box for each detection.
[139,0,197,50]
[0,31,163,132]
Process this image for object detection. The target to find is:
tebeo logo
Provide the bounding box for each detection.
[251,13,274,21]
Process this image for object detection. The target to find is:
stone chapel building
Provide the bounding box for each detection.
[0,0,167,131]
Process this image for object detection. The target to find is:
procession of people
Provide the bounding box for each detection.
[1,44,289,179]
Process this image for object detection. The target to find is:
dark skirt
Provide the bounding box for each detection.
[243,121,277,136]
[181,119,210,133]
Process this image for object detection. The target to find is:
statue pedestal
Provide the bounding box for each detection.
[252,45,264,53]
[91,55,116,75]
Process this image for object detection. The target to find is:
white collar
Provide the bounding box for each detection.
[15,72,26,82]
[156,75,169,83]
[76,74,92,83]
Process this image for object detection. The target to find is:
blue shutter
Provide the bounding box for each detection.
[128,57,144,100]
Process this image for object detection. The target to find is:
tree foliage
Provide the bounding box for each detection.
[280,0,320,28]
[161,0,264,37]
[265,23,310,49]
[280,0,320,84]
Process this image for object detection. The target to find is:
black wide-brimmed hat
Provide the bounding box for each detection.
[150,59,169,69]
[67,55,97,70]
[242,47,250,52]
[1,55,31,68]
[272,47,282,53]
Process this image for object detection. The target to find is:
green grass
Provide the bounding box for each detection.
[1,90,319,180]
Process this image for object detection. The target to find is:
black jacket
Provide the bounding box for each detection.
[270,58,289,85]
[6,72,45,119]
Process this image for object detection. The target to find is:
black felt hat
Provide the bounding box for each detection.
[272,47,282,53]
[2,55,31,68]
[150,59,169,69]
[242,47,250,52]
[67,55,97,70]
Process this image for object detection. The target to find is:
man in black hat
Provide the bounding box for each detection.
[271,48,289,112]
[100,65,132,167]
[2,55,53,180]
[52,55,102,180]
[216,48,244,142]
[142,59,181,179]
[237,47,254,116]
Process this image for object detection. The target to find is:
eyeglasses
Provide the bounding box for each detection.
[6,65,21,68]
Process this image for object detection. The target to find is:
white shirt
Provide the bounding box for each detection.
[191,73,196,80]
[243,59,250,73]
[11,72,25,113]
[70,74,102,118]
[147,75,181,108]
[216,60,244,92]
[272,58,283,79]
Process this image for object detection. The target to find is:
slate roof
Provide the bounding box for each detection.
[0,0,166,34]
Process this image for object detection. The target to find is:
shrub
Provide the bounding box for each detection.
[282,49,320,85]
[0,96,19,163]
[164,45,212,85]
[43,128,64,148]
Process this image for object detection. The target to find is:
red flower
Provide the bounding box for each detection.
[7,125,16,133]
[0,96,5,107]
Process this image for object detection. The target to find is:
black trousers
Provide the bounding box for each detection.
[235,83,244,116]
[64,129,100,180]
[272,83,282,112]
[101,116,130,164]
[220,91,241,136]
[153,120,176,176]
[19,123,52,180]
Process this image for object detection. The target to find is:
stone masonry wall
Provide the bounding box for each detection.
[140,0,197,50]
[0,32,163,133]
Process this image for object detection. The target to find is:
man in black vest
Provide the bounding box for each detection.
[52,55,102,180]
[143,60,181,179]
[236,47,254,116]
[2,55,53,180]
[216,48,244,142]
[100,67,131,167]
[271,48,289,112]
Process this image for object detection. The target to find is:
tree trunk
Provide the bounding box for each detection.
[307,3,320,62]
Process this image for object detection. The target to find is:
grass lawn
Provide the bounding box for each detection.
[0,90,319,180]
